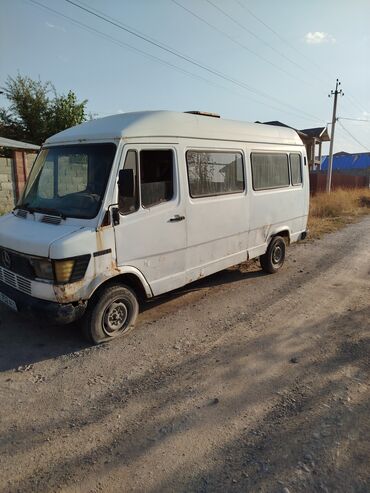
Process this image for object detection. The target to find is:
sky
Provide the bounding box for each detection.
[1,0,369,155]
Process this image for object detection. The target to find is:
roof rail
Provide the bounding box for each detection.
[184,111,220,118]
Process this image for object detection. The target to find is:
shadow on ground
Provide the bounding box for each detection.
[2,305,369,493]
[0,263,265,372]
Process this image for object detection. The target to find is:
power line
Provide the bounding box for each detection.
[26,0,319,123]
[205,0,308,74]
[25,0,225,89]
[337,121,370,151]
[338,117,370,123]
[211,0,370,124]
[233,0,330,84]
[344,93,369,116]
[62,0,324,123]
[235,0,370,117]
[170,0,312,88]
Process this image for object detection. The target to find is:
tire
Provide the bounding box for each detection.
[260,236,286,274]
[82,284,139,344]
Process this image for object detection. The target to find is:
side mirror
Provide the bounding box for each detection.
[118,169,135,198]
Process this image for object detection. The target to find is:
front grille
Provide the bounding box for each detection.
[0,267,32,295]
[0,247,36,280]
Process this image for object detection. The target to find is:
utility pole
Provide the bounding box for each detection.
[326,79,343,193]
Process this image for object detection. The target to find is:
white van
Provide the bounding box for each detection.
[0,111,308,343]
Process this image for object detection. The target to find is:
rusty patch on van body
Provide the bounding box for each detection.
[96,228,104,253]
[111,258,120,273]
[53,278,86,303]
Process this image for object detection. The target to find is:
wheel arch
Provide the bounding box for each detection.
[268,227,291,245]
[89,267,153,302]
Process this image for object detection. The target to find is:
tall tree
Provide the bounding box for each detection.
[0,74,88,145]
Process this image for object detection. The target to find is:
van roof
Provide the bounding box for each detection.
[45,111,303,146]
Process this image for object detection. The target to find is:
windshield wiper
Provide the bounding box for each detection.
[31,206,66,220]
[15,203,66,219]
[14,202,34,214]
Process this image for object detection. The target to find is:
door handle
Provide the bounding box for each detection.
[169,214,185,222]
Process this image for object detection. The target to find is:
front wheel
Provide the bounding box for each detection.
[82,284,139,344]
[260,236,286,274]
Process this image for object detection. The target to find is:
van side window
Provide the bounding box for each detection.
[290,153,302,186]
[140,150,174,208]
[119,150,139,215]
[251,153,289,190]
[186,150,244,198]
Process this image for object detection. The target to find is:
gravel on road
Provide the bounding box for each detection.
[0,216,369,493]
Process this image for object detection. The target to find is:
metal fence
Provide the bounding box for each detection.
[309,172,369,195]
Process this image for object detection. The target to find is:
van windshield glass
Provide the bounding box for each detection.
[18,143,116,219]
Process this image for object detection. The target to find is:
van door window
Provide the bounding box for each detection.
[119,150,139,215]
[140,150,174,207]
[186,150,244,197]
[290,153,302,186]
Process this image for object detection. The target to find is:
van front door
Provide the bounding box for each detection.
[113,145,186,296]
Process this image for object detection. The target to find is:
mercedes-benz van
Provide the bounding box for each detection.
[0,111,308,343]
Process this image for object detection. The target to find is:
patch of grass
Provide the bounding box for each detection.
[308,187,370,238]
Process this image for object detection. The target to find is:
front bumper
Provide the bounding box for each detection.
[0,281,87,324]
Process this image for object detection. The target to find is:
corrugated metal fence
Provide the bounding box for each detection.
[309,172,369,194]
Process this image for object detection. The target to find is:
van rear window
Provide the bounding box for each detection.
[251,153,289,190]
[186,150,244,198]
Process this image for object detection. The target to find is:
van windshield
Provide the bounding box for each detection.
[18,143,116,219]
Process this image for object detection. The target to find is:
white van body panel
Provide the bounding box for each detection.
[0,111,308,318]
[181,141,249,284]
[0,213,83,257]
[246,142,308,258]
[45,111,302,147]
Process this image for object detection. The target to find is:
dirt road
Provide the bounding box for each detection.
[0,217,369,493]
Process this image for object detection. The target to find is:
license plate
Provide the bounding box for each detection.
[0,291,18,311]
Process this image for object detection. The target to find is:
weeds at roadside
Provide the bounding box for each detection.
[308,188,370,239]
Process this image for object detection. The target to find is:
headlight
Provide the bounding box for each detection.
[54,260,75,284]
[30,255,90,284]
[29,258,54,281]
[54,255,90,284]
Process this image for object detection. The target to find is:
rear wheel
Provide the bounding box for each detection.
[82,284,139,344]
[260,236,286,274]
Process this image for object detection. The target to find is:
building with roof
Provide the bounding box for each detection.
[0,136,39,212]
[321,151,370,179]
[307,151,370,193]
[0,136,40,152]
[259,121,330,170]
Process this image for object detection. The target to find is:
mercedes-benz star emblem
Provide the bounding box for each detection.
[1,250,11,270]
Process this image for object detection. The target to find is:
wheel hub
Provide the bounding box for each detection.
[272,245,282,264]
[103,300,128,335]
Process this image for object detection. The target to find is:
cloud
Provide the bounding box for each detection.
[304,31,336,45]
[45,21,66,33]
